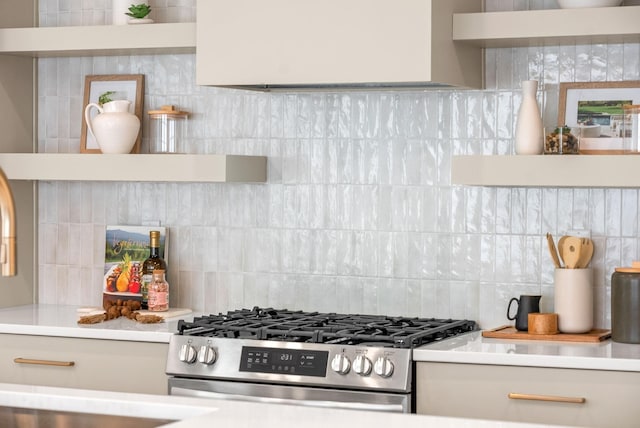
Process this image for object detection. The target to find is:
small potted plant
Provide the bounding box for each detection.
[126,3,153,24]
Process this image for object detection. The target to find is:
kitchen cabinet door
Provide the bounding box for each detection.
[0,334,168,395]
[416,362,640,428]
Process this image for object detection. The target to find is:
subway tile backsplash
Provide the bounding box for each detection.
[37,0,640,328]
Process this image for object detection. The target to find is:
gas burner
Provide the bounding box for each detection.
[177,306,476,349]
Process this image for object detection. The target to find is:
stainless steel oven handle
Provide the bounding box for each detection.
[171,387,405,412]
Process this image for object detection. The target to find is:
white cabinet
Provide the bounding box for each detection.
[0,333,168,395]
[416,362,640,428]
[196,0,482,90]
[0,0,35,306]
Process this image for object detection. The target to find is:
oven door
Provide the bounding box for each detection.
[168,377,410,413]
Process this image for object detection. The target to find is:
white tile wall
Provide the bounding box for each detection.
[36,0,640,329]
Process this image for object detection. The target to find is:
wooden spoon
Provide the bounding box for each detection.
[546,233,562,269]
[577,238,594,268]
[562,236,582,269]
[557,235,569,267]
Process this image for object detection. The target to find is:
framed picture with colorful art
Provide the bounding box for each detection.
[558,81,640,154]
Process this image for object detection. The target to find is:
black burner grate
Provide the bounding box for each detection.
[177,307,476,349]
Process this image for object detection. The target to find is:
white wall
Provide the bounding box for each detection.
[37,0,640,329]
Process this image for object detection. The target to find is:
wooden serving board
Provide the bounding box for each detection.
[136,307,192,319]
[482,325,611,343]
[78,307,192,320]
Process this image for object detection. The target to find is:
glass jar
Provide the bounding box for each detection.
[544,125,579,155]
[148,269,169,312]
[622,104,640,153]
[148,105,189,153]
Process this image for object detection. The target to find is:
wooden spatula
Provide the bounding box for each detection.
[562,236,582,269]
[577,238,594,268]
[546,233,562,269]
[557,235,569,267]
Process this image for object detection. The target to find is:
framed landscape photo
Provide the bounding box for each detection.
[558,81,640,154]
[80,74,145,153]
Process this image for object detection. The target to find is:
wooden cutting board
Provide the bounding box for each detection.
[482,325,611,343]
[136,307,192,319]
[78,306,192,320]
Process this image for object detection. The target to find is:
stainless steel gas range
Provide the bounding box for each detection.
[166,307,476,413]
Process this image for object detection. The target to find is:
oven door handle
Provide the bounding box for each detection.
[170,386,406,412]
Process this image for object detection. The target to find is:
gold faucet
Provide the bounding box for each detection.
[0,167,16,276]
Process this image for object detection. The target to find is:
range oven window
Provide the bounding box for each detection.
[239,347,328,377]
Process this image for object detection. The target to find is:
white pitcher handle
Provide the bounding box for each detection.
[84,102,103,140]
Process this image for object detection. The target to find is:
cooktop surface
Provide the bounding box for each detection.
[176,307,476,349]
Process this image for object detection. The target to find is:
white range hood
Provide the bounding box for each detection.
[196,0,483,90]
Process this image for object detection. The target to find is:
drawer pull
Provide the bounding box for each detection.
[14,357,75,367]
[508,393,585,404]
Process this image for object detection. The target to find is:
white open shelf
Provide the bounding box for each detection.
[453,6,640,47]
[0,154,267,183]
[0,23,196,56]
[452,155,640,188]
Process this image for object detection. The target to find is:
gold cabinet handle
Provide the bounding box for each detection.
[508,392,585,404]
[14,357,75,367]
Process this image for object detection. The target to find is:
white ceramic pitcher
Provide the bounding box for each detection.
[84,100,140,154]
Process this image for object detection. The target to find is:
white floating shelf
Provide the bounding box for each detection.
[0,154,267,183]
[0,23,196,57]
[452,155,640,188]
[453,6,640,47]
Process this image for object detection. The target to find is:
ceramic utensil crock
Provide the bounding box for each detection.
[612,262,640,343]
[554,268,593,333]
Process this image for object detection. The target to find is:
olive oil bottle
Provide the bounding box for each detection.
[141,230,167,309]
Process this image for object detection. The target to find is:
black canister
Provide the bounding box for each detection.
[612,264,640,344]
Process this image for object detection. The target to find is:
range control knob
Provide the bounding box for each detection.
[198,345,217,365]
[330,354,351,375]
[352,355,372,376]
[374,356,394,378]
[178,344,197,364]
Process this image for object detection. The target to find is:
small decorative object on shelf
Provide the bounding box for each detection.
[126,3,153,24]
[148,105,190,153]
[85,100,141,154]
[515,80,544,155]
[622,104,640,153]
[544,125,579,154]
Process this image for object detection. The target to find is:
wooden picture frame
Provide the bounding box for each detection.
[80,74,145,153]
[558,81,640,154]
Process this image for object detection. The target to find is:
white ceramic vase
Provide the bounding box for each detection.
[84,100,140,154]
[514,80,543,155]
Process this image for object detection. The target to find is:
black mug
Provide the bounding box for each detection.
[507,295,541,331]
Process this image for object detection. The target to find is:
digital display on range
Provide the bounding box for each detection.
[239,347,328,377]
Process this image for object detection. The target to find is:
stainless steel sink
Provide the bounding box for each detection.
[0,406,175,428]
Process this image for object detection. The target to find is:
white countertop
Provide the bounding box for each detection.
[3,304,640,373]
[0,304,192,343]
[414,330,640,372]
[0,383,573,428]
